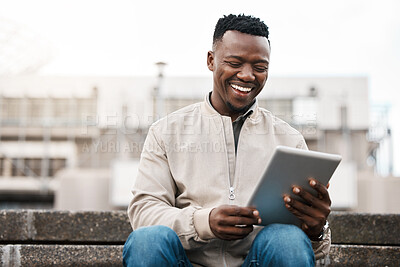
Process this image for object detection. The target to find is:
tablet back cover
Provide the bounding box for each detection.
[247,146,341,227]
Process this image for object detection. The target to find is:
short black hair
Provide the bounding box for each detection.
[213,14,270,47]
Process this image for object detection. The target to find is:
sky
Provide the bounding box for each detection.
[0,0,399,173]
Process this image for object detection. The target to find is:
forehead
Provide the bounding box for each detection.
[215,30,270,59]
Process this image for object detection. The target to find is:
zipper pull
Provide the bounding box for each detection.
[229,187,235,200]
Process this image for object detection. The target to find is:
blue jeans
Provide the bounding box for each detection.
[123,224,315,266]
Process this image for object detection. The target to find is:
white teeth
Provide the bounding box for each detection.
[231,84,252,92]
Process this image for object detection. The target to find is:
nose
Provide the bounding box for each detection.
[237,64,255,82]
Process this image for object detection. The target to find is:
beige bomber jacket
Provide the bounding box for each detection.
[128,95,331,266]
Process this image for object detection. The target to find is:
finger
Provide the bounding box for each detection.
[292,186,318,205]
[252,209,260,217]
[292,186,330,213]
[222,206,259,218]
[284,201,315,226]
[283,195,324,219]
[219,214,259,226]
[309,178,331,205]
[284,201,324,236]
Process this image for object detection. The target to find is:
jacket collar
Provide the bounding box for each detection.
[203,92,259,121]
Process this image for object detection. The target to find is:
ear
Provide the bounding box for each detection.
[207,51,214,71]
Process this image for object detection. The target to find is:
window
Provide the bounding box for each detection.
[25,158,42,177]
[53,99,69,122]
[49,158,66,177]
[29,99,45,123]
[9,158,66,177]
[0,158,3,176]
[2,98,21,124]
[11,158,25,176]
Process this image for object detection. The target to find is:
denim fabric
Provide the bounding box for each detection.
[123,225,193,267]
[242,224,315,267]
[123,224,314,267]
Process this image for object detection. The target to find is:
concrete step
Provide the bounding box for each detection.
[1,210,400,245]
[0,210,131,244]
[0,245,122,267]
[1,210,400,266]
[1,244,399,267]
[329,212,400,245]
[329,244,400,266]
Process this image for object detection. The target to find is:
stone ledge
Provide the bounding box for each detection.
[328,212,400,245]
[0,245,122,267]
[1,244,399,267]
[329,244,400,267]
[0,210,131,243]
[1,210,400,246]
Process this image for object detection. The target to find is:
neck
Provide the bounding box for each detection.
[209,92,254,121]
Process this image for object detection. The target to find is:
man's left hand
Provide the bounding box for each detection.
[283,178,331,240]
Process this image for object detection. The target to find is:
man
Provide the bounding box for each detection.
[123,14,331,266]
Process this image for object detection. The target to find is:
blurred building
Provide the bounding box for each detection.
[0,76,151,209]
[0,80,98,208]
[0,75,396,212]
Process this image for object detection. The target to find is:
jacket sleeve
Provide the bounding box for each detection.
[312,226,331,262]
[127,125,210,249]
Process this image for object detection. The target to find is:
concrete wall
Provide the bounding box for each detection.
[357,171,400,213]
[54,168,112,211]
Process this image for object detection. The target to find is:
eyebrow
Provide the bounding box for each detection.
[225,55,269,64]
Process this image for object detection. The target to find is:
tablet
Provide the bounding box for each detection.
[247,146,341,227]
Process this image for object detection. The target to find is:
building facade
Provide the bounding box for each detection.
[0,75,395,212]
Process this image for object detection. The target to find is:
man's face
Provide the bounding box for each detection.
[207,30,270,120]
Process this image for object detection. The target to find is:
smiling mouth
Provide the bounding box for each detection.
[230,83,253,93]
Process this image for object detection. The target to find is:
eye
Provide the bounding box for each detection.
[254,65,268,72]
[226,61,241,68]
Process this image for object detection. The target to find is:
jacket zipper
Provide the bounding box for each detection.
[221,117,248,266]
[220,116,233,267]
[220,116,235,203]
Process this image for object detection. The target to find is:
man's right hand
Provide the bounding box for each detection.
[209,205,261,240]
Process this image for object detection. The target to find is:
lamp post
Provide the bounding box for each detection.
[153,62,167,121]
[155,61,167,78]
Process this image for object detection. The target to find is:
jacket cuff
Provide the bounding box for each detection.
[311,226,331,260]
[194,208,216,240]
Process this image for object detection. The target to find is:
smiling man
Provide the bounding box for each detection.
[123,14,331,267]
[208,29,270,121]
